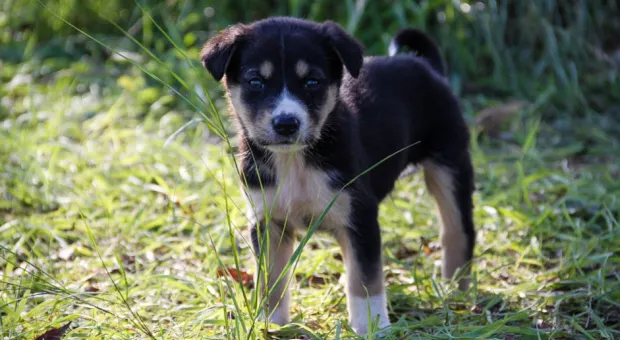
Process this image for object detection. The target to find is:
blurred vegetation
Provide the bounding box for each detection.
[2,0,620,118]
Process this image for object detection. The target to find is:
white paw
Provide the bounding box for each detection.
[268,304,290,326]
[258,294,290,326]
[258,310,290,327]
[348,294,391,337]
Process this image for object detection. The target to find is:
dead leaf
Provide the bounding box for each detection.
[476,100,527,136]
[217,267,253,287]
[420,237,437,256]
[35,322,74,340]
[422,244,432,255]
[85,285,99,293]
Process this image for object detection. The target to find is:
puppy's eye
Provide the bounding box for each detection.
[304,78,320,90]
[248,78,264,90]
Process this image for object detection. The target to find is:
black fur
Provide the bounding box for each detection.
[200,24,249,81]
[388,27,447,77]
[321,21,365,78]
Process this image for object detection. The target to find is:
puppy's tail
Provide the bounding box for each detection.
[388,28,446,77]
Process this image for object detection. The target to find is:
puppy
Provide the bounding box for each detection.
[200,17,475,336]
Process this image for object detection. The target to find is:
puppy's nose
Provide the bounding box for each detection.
[272,115,300,136]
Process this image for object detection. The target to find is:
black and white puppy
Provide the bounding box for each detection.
[200,17,475,336]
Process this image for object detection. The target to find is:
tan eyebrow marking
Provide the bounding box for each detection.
[260,60,274,79]
[295,60,309,78]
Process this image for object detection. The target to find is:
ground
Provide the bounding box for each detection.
[1,2,620,340]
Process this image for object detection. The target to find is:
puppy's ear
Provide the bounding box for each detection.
[322,21,364,78]
[200,24,248,81]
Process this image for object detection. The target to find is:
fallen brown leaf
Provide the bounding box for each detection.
[35,322,74,340]
[85,285,100,293]
[217,267,253,287]
[422,244,432,255]
[420,237,437,256]
[476,100,527,136]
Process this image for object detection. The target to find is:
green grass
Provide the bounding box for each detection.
[1,1,620,339]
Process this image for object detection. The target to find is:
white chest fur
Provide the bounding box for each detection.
[246,153,351,231]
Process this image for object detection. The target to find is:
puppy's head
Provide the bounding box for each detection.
[200,17,363,152]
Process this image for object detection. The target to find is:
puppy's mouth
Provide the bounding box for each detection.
[255,139,309,153]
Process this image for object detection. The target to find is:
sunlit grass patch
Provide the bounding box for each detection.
[1,1,620,339]
[2,54,618,338]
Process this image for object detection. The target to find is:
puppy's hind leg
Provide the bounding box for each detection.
[250,220,295,325]
[423,158,475,291]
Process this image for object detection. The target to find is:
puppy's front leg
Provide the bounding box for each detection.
[338,203,391,336]
[250,221,295,325]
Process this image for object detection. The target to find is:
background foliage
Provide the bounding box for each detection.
[1,0,619,339]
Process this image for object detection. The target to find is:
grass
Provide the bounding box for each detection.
[1,1,620,339]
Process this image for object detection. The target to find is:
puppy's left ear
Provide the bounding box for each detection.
[200,24,248,81]
[322,21,364,78]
